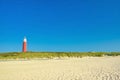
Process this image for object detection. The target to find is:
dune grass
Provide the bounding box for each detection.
[0,52,120,60]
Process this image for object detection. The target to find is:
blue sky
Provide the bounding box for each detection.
[0,0,120,52]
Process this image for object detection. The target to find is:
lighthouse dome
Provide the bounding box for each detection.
[23,37,27,42]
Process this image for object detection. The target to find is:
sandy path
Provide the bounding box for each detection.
[0,56,120,80]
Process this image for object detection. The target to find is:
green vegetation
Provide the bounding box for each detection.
[0,52,120,60]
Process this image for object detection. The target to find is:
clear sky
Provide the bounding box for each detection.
[0,0,120,52]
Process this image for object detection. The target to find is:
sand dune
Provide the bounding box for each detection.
[0,56,120,80]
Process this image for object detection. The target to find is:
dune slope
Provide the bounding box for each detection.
[0,56,120,80]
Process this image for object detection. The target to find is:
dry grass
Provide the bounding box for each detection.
[0,52,120,60]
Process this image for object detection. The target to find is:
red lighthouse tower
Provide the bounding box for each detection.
[22,37,27,52]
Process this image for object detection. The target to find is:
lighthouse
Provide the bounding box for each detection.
[22,37,27,52]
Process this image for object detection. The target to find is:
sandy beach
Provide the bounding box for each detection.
[0,56,120,80]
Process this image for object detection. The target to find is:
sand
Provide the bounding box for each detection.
[0,56,120,80]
